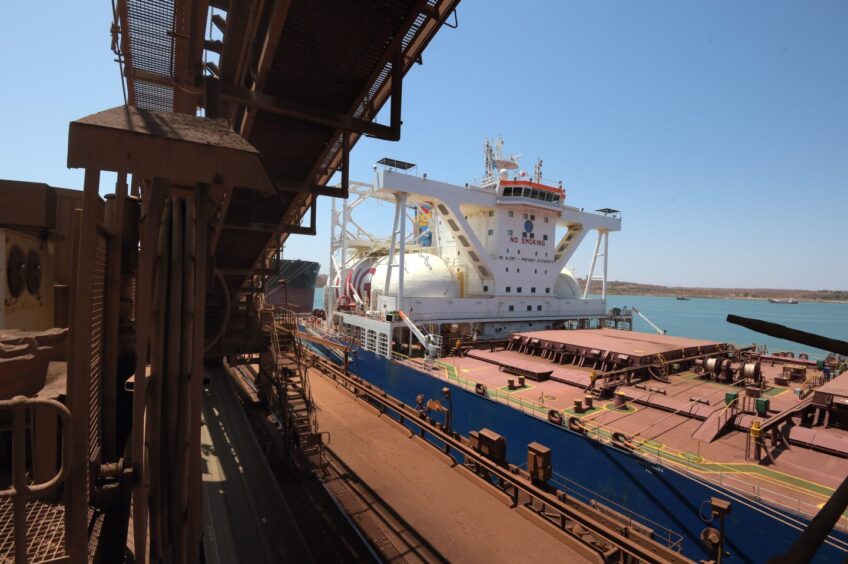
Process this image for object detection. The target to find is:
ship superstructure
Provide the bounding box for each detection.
[325,141,631,356]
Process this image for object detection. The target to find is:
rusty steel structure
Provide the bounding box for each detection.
[2,0,461,562]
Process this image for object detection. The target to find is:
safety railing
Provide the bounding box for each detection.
[417,359,848,536]
[0,396,74,563]
[549,467,684,552]
[317,331,848,545]
[320,328,846,536]
[309,353,688,563]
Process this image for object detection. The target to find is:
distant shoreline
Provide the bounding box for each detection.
[589,280,848,304]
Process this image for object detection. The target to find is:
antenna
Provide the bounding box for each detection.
[484,139,494,176]
[534,159,543,183]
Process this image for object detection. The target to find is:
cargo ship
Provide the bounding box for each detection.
[265,259,320,314]
[311,141,848,562]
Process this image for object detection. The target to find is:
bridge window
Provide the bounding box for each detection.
[527,305,533,311]
[531,287,536,293]
[543,234,548,241]
[537,305,543,311]
[545,287,550,293]
[517,287,522,293]
[483,285,489,292]
[544,217,549,223]
[530,214,535,220]
[509,305,515,312]
[506,286,511,292]
[488,229,494,235]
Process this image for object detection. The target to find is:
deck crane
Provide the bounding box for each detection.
[397,310,440,360]
[632,307,666,335]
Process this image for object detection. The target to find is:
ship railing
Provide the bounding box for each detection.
[547,467,684,552]
[420,360,848,536]
[0,396,74,562]
[621,422,848,539]
[477,174,498,188]
[585,417,848,536]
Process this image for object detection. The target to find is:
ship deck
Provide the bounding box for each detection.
[395,334,848,530]
[513,328,723,361]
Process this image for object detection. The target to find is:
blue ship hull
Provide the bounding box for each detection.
[310,338,848,562]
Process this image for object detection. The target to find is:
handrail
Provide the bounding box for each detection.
[316,328,848,533]
[424,359,848,533]
[0,396,74,563]
[308,352,691,563]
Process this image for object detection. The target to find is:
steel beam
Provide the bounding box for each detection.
[275,181,347,199]
[238,0,293,139]
[214,80,400,141]
[307,0,460,188]
[223,219,281,233]
[282,200,317,235]
[204,39,223,54]
[212,14,227,33]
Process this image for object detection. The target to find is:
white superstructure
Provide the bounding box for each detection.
[325,141,628,357]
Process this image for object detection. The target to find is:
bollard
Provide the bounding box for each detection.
[573,399,584,414]
[614,392,627,409]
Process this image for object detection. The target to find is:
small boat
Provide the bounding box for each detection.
[676,296,689,301]
[768,298,798,304]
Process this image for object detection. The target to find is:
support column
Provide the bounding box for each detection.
[187,184,209,562]
[582,232,602,299]
[601,230,609,300]
[131,177,169,564]
[67,168,101,560]
[397,192,408,310]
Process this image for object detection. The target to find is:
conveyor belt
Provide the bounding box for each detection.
[201,368,313,563]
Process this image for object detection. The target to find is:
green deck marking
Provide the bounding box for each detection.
[564,406,601,418]
[763,386,787,397]
[634,443,835,498]
[497,384,535,393]
[433,362,833,499]
[680,451,704,463]
[603,402,635,413]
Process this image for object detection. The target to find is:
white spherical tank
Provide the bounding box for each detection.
[554,266,582,299]
[368,253,459,301]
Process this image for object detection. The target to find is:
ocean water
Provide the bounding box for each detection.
[313,292,848,359]
[606,294,848,359]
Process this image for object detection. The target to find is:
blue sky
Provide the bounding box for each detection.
[2,2,846,290]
